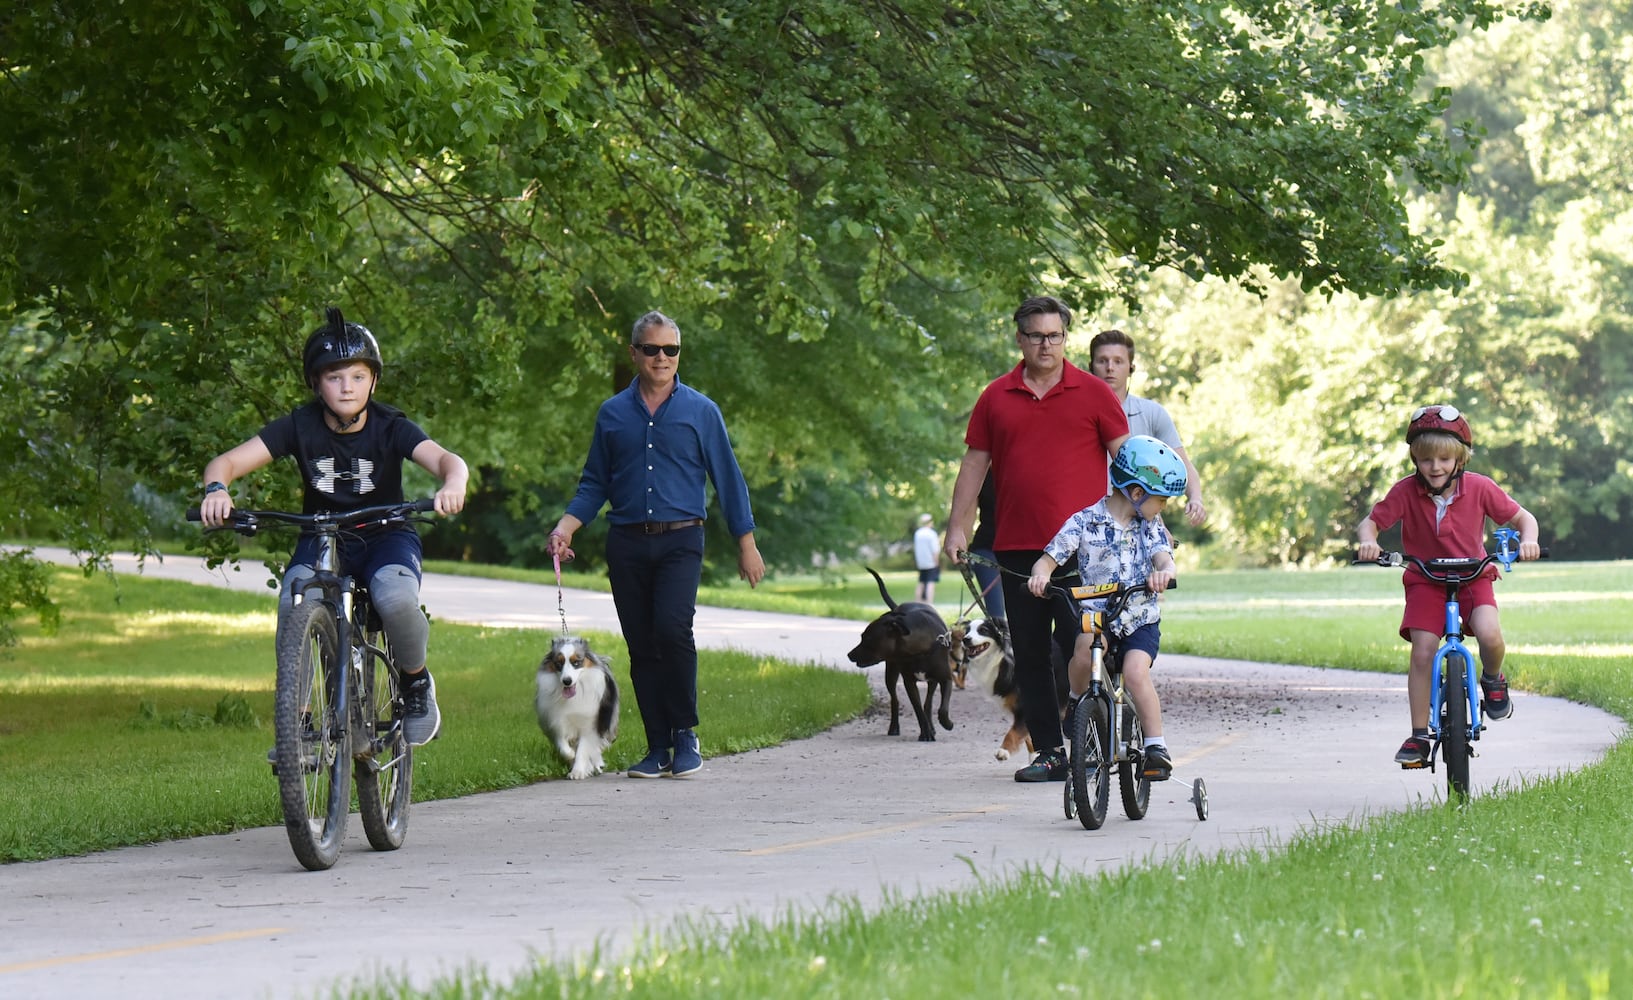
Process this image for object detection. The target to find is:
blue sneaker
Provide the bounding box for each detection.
[671,728,702,777]
[627,746,672,778]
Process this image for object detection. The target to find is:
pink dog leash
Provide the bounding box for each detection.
[550,530,574,637]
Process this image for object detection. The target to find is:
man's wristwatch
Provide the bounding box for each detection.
[204,481,228,495]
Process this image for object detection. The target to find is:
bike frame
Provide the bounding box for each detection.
[1428,586,1483,752]
[1075,587,1133,764]
[293,528,360,754]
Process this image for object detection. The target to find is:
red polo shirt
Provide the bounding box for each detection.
[1367,472,1522,582]
[966,360,1129,550]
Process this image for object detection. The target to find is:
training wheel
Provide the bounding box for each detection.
[1192,778,1209,821]
[1063,777,1076,821]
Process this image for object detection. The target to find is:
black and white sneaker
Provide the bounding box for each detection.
[401,670,442,746]
[1141,744,1174,781]
[1480,672,1514,721]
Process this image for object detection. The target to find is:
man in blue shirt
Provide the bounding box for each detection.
[548,310,765,779]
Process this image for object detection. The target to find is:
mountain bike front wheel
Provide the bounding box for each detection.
[274,597,351,871]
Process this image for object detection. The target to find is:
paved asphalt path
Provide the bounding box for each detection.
[2,549,1624,999]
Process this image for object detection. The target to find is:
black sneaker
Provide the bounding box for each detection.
[1480,672,1514,721]
[1141,744,1174,781]
[1014,749,1067,783]
[1394,735,1431,768]
[401,670,442,746]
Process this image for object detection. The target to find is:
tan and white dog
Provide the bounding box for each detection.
[536,635,620,779]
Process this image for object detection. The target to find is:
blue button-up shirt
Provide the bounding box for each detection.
[566,378,756,538]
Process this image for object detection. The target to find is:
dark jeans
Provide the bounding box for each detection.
[997,549,1080,754]
[605,523,705,752]
[969,547,1006,620]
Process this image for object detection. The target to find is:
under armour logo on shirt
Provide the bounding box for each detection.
[311,457,376,495]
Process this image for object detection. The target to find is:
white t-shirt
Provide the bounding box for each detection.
[1123,394,1182,450]
[913,525,940,570]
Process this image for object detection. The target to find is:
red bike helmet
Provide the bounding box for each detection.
[1405,404,1471,447]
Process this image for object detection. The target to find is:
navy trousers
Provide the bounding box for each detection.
[605,523,705,752]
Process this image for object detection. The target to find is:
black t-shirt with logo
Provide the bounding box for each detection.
[258,401,430,516]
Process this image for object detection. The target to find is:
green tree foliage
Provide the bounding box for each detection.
[2,0,1547,575]
[1124,0,1633,564]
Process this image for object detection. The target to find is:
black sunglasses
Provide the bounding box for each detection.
[636,343,681,357]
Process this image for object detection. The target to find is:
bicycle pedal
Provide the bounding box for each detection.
[1399,760,1430,770]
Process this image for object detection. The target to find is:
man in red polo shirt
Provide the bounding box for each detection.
[944,295,1130,782]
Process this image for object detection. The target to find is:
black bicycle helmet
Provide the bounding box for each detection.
[302,306,382,391]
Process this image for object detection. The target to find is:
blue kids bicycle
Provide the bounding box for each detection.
[1355,527,1545,799]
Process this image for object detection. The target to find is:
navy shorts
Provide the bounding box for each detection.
[917,567,941,584]
[290,527,423,585]
[1115,621,1162,663]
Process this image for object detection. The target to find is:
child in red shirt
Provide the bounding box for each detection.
[1356,404,1541,768]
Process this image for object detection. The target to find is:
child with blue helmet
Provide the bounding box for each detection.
[1026,435,1185,779]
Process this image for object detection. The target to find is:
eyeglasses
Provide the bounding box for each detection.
[1020,331,1066,346]
[1411,404,1460,422]
[636,344,681,357]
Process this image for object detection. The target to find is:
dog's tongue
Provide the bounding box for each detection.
[562,686,577,699]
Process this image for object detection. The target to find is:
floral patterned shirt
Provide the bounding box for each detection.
[1043,498,1171,637]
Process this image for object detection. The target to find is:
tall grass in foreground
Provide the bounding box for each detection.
[0,571,869,862]
[405,560,1633,999]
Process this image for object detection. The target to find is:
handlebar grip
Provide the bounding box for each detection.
[186,508,201,522]
[412,497,437,514]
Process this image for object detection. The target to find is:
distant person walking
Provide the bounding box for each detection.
[547,310,765,780]
[1088,329,1207,526]
[913,513,941,605]
[944,295,1129,783]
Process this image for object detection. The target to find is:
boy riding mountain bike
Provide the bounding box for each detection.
[198,307,468,746]
[1355,404,1541,768]
[1026,435,1184,781]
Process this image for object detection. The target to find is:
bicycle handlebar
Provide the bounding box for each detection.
[1352,527,1549,584]
[186,498,438,536]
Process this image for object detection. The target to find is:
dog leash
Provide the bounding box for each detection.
[550,531,574,637]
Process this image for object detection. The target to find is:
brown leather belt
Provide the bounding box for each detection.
[625,517,704,535]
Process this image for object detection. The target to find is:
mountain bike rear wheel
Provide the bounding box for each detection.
[1069,696,1111,830]
[355,624,412,852]
[274,597,351,871]
[1118,703,1151,820]
[1442,654,1472,799]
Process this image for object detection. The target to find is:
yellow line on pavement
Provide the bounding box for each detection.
[737,804,1012,856]
[1175,731,1244,768]
[0,927,290,975]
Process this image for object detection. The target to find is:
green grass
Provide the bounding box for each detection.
[8,558,1633,997]
[0,569,869,862]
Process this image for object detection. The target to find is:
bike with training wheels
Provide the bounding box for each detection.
[190,498,436,870]
[1353,526,1545,800]
[1057,580,1209,830]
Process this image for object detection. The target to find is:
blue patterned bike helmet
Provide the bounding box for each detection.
[1110,435,1187,497]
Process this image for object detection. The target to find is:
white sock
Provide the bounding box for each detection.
[1143,737,1167,750]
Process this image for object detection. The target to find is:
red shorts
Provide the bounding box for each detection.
[1400,574,1496,640]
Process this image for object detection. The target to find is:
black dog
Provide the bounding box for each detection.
[846,567,954,741]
